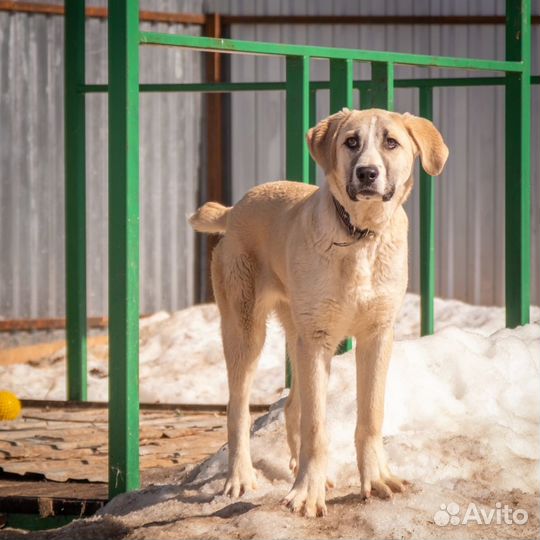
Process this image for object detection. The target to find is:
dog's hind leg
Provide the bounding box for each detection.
[212,247,266,498]
[276,303,300,476]
[285,360,301,476]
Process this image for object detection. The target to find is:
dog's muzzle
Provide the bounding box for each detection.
[347,165,384,201]
[347,165,396,202]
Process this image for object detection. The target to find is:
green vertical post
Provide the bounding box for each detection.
[286,56,310,182]
[309,88,317,184]
[505,0,531,327]
[364,62,394,110]
[108,0,140,497]
[330,59,354,354]
[419,87,435,336]
[330,58,353,113]
[65,0,87,401]
[285,56,310,387]
[358,88,369,109]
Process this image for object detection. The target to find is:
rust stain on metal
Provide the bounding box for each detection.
[0,2,207,25]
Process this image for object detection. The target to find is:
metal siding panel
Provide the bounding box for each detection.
[48,15,65,317]
[230,22,257,200]
[254,17,284,185]
[0,14,14,316]
[139,14,202,312]
[13,14,31,317]
[86,16,108,318]
[0,6,203,318]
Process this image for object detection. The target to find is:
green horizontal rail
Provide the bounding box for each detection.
[140,32,524,73]
[81,75,540,94]
[83,82,288,93]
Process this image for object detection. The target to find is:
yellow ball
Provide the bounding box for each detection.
[0,391,22,421]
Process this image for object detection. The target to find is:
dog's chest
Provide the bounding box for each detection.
[337,242,402,310]
[339,253,374,303]
[342,242,382,287]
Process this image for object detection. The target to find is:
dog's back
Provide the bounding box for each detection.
[190,180,317,244]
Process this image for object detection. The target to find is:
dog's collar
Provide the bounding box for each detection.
[332,196,375,247]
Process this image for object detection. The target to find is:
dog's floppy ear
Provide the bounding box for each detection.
[306,108,351,173]
[402,113,449,176]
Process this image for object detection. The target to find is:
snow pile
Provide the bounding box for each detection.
[394,294,539,338]
[195,322,540,495]
[2,294,539,406]
[88,319,539,540]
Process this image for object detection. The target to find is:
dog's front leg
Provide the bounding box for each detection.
[282,339,331,517]
[355,326,405,499]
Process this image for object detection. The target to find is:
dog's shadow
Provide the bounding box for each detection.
[327,491,367,506]
[137,500,260,530]
[99,463,262,526]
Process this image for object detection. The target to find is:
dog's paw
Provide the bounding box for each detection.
[360,474,406,500]
[289,458,334,490]
[357,435,407,500]
[281,473,327,517]
[223,466,258,498]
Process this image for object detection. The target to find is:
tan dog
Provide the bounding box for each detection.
[190,108,448,517]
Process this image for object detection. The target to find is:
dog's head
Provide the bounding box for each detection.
[307,108,448,203]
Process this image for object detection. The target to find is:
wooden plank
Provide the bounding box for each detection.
[0,405,245,483]
[221,14,540,25]
[0,479,107,500]
[19,399,270,413]
[0,316,107,332]
[0,313,151,332]
[0,335,108,366]
[0,495,105,516]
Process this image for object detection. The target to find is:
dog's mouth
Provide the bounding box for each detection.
[346,186,382,201]
[346,183,396,203]
[357,189,380,199]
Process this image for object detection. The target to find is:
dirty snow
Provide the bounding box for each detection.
[2,295,539,539]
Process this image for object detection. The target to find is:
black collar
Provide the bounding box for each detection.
[332,196,375,247]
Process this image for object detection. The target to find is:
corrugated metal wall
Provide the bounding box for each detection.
[209,0,540,307]
[1,0,538,318]
[0,0,204,318]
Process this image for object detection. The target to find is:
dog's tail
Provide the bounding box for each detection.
[189,201,231,234]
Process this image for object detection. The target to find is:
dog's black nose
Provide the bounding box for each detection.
[356,166,379,184]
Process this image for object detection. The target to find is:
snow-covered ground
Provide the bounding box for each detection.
[2,294,538,539]
[2,293,539,406]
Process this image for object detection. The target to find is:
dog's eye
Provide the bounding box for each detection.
[345,137,359,149]
[385,137,399,150]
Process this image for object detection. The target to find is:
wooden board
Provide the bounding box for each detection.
[0,478,108,518]
[0,336,108,366]
[0,479,107,500]
[0,404,232,484]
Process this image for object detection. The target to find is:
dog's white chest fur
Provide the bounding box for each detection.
[340,244,379,304]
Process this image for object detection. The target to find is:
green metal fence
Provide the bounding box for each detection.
[64,0,534,498]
